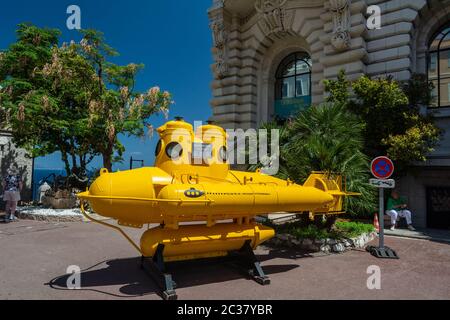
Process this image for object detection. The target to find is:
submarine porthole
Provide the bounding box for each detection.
[219,146,227,162]
[166,142,183,160]
[155,140,162,156]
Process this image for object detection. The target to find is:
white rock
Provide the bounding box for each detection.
[327,239,337,245]
[18,206,82,217]
[354,238,365,248]
[320,244,331,253]
[332,243,345,253]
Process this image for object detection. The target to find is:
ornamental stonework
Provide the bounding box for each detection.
[255,0,294,37]
[329,0,351,51]
[209,9,229,79]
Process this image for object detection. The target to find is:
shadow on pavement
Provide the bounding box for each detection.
[47,255,299,299]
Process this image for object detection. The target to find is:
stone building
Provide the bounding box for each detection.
[0,130,33,206]
[208,0,450,229]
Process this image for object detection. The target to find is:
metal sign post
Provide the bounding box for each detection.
[379,187,384,249]
[366,157,399,259]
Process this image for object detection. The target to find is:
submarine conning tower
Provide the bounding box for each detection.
[154,117,230,182]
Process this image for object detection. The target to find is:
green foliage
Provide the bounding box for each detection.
[334,221,375,238]
[323,69,350,104]
[0,24,173,178]
[402,73,435,107]
[286,103,376,214]
[382,116,441,163]
[325,71,442,171]
[272,220,374,240]
[255,103,377,215]
[289,224,331,240]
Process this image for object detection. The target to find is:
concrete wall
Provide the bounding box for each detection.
[397,168,450,228]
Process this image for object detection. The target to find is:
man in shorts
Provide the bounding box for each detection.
[2,168,23,223]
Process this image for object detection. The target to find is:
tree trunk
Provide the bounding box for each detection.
[60,148,71,177]
[102,144,113,172]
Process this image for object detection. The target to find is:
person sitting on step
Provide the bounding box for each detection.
[386,190,416,231]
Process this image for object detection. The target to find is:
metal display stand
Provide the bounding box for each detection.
[141,240,270,300]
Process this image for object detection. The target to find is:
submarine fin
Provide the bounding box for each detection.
[303,172,361,214]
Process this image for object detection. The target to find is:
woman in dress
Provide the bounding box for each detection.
[2,167,23,222]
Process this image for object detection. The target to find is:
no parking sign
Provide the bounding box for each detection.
[367,156,399,259]
[371,156,394,179]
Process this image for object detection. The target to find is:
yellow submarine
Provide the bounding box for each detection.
[77,117,357,299]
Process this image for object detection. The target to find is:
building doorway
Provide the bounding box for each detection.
[426,187,450,229]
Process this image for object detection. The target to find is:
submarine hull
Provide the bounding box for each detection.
[140,223,275,261]
[81,169,335,227]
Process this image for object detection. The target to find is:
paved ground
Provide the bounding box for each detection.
[0,218,449,300]
[385,227,450,243]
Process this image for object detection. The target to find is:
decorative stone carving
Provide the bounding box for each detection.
[210,0,224,10]
[209,11,229,79]
[255,0,293,37]
[211,19,227,48]
[329,0,351,51]
[214,49,229,79]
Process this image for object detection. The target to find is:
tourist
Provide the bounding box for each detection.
[386,190,416,231]
[2,167,23,223]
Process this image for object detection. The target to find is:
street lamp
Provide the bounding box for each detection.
[129,156,144,170]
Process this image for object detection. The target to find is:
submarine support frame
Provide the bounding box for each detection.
[80,201,270,300]
[140,240,270,300]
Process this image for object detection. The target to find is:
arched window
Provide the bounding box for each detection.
[428,24,450,108]
[274,52,311,119]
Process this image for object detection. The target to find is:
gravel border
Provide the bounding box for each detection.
[16,207,83,223]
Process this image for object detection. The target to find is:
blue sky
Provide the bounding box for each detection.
[0,0,213,171]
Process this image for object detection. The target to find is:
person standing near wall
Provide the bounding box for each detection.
[1,167,23,223]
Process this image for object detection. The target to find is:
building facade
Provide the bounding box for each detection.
[208,0,450,229]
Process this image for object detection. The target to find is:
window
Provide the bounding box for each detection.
[430,53,437,72]
[448,83,450,102]
[274,52,312,120]
[428,24,450,107]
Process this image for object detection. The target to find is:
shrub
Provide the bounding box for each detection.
[255,103,377,215]
[334,221,375,238]
[324,71,442,173]
[271,220,375,240]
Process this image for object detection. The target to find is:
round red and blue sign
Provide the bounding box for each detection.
[371,156,394,179]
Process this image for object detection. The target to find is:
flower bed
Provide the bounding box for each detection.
[267,221,377,253]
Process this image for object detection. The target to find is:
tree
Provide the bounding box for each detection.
[284,103,376,215]
[0,24,172,179]
[76,29,172,171]
[0,24,99,178]
[324,70,442,172]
